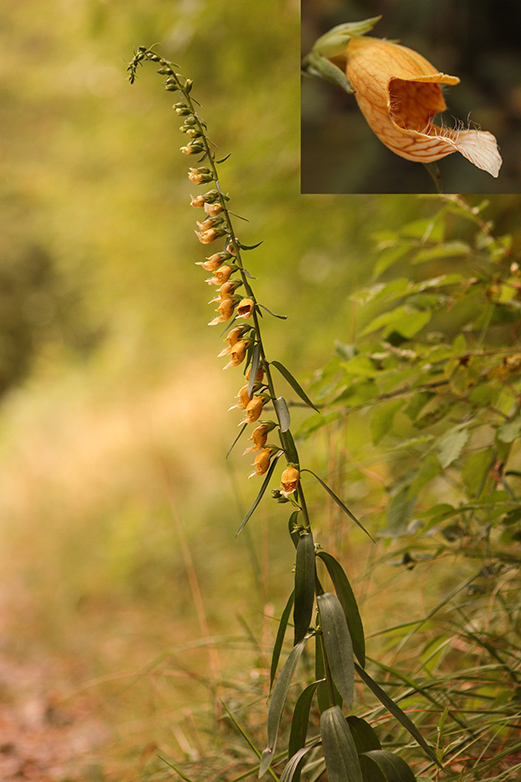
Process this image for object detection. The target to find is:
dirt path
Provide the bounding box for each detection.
[0,651,110,781]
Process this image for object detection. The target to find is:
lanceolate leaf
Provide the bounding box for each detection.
[236,453,282,537]
[320,706,363,782]
[270,590,295,688]
[346,716,381,753]
[362,750,417,782]
[303,469,374,542]
[354,663,442,769]
[260,638,308,777]
[248,342,261,397]
[271,360,320,412]
[294,532,316,644]
[317,593,354,708]
[274,396,291,432]
[226,423,248,459]
[288,681,321,759]
[281,429,300,467]
[280,743,318,782]
[316,551,365,667]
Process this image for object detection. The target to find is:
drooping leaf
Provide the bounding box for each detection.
[354,663,442,768]
[316,551,365,667]
[274,396,291,433]
[239,240,263,250]
[317,593,354,708]
[362,750,417,782]
[280,743,318,782]
[346,716,381,753]
[302,469,374,541]
[258,303,287,319]
[248,342,261,397]
[260,638,308,777]
[236,453,282,537]
[320,706,363,782]
[271,360,320,412]
[288,681,321,759]
[294,532,315,644]
[270,590,295,688]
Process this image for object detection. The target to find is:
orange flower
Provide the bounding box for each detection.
[249,447,276,478]
[223,340,248,369]
[237,298,255,319]
[205,265,233,286]
[229,384,253,410]
[241,395,267,424]
[280,466,299,498]
[341,36,501,177]
[195,228,220,244]
[208,298,236,325]
[243,422,275,453]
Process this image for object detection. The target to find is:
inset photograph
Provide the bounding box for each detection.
[301,0,521,193]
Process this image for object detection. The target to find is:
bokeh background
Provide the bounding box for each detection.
[1,0,521,778]
[302,0,521,194]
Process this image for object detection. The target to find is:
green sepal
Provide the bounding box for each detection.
[301,51,355,94]
[313,17,382,57]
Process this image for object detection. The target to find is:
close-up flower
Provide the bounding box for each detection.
[208,297,237,325]
[223,340,249,369]
[241,395,267,424]
[243,422,275,453]
[340,36,501,177]
[236,298,255,319]
[249,447,276,478]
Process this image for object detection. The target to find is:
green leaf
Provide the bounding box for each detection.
[271,360,320,412]
[354,663,442,768]
[281,428,300,466]
[373,245,411,278]
[362,750,417,782]
[361,306,431,339]
[436,426,470,469]
[370,400,405,445]
[288,681,321,759]
[236,453,282,537]
[407,453,442,497]
[462,448,493,499]
[248,342,261,397]
[400,215,445,241]
[318,593,354,708]
[497,416,521,443]
[412,241,470,264]
[302,469,374,541]
[320,706,363,782]
[387,486,416,533]
[294,532,316,644]
[274,396,291,433]
[316,551,365,667]
[280,743,318,782]
[270,590,295,688]
[260,638,308,777]
[259,303,287,319]
[346,716,381,753]
[226,423,248,459]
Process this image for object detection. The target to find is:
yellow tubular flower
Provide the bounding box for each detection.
[243,422,272,453]
[208,298,236,325]
[223,340,248,369]
[249,447,275,479]
[237,298,255,319]
[241,395,266,424]
[342,36,502,177]
[280,466,299,498]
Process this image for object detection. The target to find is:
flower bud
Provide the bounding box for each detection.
[188,167,213,185]
[237,298,255,319]
[280,466,299,498]
[196,217,223,232]
[181,142,204,155]
[196,251,231,271]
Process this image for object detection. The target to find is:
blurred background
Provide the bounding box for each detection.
[302,0,521,193]
[1,0,521,778]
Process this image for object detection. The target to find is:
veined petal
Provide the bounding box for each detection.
[342,35,501,177]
